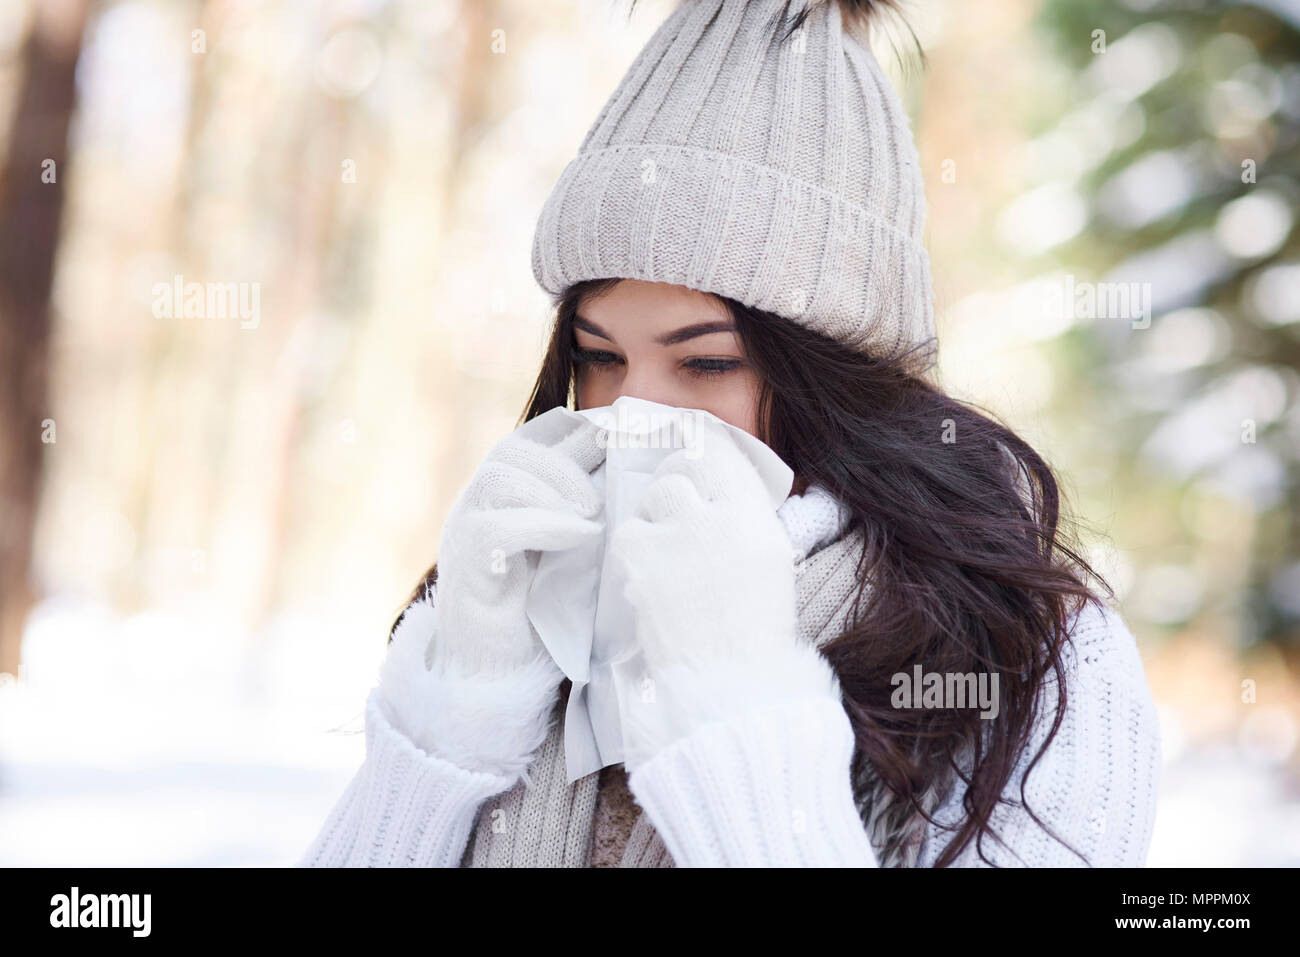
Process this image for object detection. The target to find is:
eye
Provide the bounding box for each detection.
[569,344,743,381]
[684,357,744,380]
[569,345,622,372]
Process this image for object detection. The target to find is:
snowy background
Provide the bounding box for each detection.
[2,593,1297,867]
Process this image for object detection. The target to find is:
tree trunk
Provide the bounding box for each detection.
[0,0,89,677]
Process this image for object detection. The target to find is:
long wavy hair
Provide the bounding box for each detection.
[392,274,1113,868]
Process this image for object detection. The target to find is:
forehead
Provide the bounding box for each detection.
[578,279,730,334]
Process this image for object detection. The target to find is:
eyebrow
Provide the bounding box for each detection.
[574,314,737,347]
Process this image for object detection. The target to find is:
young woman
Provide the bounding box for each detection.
[298,0,1161,868]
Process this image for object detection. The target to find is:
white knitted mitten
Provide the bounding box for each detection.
[606,414,844,773]
[377,407,607,783]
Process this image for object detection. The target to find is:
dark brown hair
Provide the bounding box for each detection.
[395,276,1112,867]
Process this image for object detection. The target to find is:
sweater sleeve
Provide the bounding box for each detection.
[296,686,517,867]
[622,640,879,867]
[915,600,1163,867]
[627,694,879,866]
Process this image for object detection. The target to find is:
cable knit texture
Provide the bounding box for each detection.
[297,687,517,867]
[531,0,936,360]
[625,693,877,865]
[298,480,1162,867]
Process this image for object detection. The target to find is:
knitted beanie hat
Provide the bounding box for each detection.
[531,0,935,360]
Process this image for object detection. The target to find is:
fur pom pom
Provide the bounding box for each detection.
[629,1,912,35]
[375,592,565,787]
[803,0,910,36]
[783,1,922,67]
[626,1,923,70]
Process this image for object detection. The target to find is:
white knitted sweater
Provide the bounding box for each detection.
[298,484,1162,867]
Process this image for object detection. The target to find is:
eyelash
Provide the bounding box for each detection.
[568,345,742,380]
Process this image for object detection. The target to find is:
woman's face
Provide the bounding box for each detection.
[570,279,763,438]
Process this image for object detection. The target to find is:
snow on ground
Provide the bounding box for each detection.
[0,594,381,867]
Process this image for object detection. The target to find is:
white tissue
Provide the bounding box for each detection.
[517,395,794,782]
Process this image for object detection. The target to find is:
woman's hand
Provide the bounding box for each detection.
[377,406,607,781]
[608,414,798,674]
[606,415,844,773]
[431,407,607,677]
[605,417,871,866]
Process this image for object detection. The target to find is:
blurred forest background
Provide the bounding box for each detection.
[0,0,1297,865]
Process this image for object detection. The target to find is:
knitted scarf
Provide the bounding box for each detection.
[458,485,949,867]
